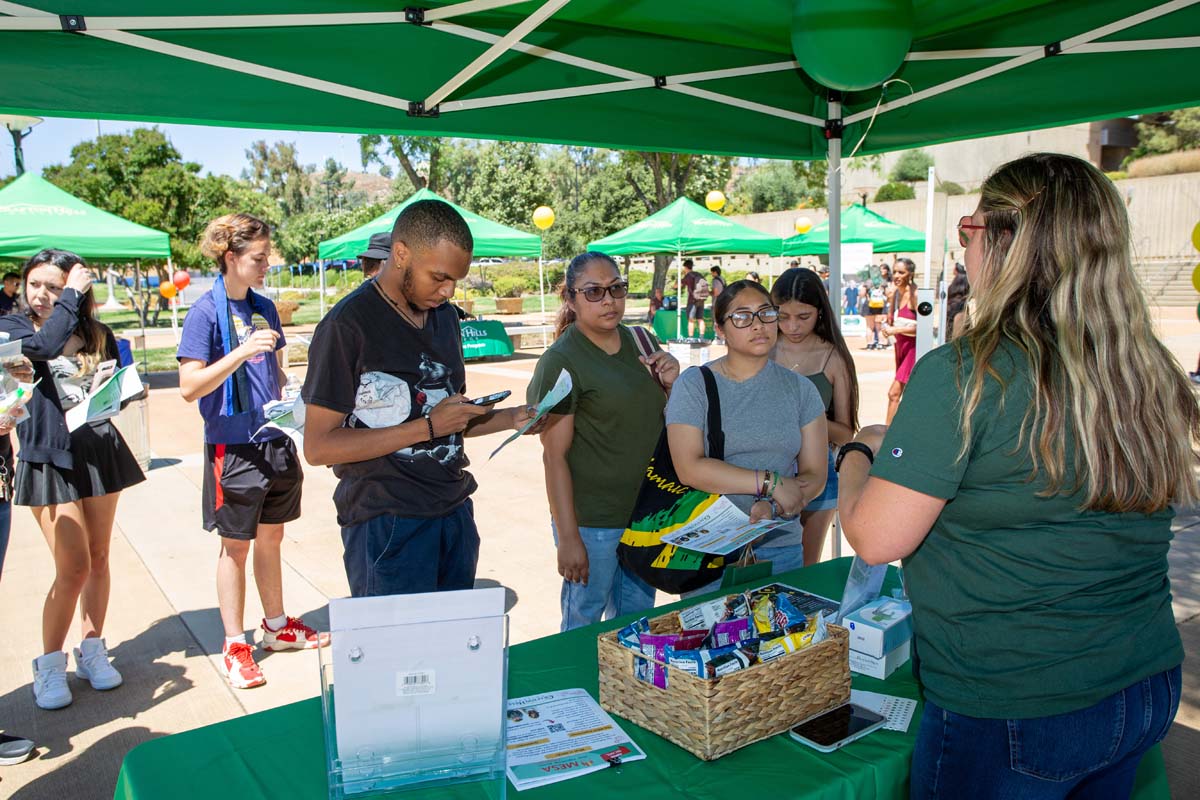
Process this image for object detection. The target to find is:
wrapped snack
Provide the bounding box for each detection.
[759,612,830,662]
[678,594,750,630]
[667,643,735,678]
[616,617,650,650]
[772,594,808,632]
[751,593,776,636]
[706,616,751,648]
[638,633,679,689]
[674,629,709,651]
[705,646,756,678]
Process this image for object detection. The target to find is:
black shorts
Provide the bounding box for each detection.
[202,437,303,539]
[688,300,706,320]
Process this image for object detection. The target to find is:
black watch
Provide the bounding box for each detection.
[835,441,875,472]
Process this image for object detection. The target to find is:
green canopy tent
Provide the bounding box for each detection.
[782,203,926,256]
[1,0,1198,323]
[588,196,782,339]
[0,173,170,260]
[317,187,540,260]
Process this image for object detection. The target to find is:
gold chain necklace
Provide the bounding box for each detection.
[372,279,424,328]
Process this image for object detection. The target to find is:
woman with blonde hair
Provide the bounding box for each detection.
[837,153,1196,798]
[1,250,144,709]
[178,214,323,690]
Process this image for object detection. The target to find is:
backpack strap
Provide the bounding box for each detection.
[698,365,725,460]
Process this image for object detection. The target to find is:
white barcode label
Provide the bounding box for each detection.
[396,670,436,696]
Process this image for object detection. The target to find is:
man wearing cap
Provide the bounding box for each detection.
[357,232,390,281]
[818,265,830,295]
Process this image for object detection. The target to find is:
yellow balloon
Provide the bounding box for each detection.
[705,190,726,212]
[532,205,555,230]
[1192,264,1200,294]
[1193,221,1200,252]
[794,216,813,234]
[159,282,177,299]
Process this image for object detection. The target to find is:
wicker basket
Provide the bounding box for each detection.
[597,611,851,761]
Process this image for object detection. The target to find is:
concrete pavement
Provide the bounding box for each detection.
[0,307,1198,798]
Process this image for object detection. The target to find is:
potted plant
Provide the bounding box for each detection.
[493,276,526,315]
[276,291,302,325]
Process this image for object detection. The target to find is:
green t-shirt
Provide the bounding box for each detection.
[526,324,666,528]
[871,340,1182,719]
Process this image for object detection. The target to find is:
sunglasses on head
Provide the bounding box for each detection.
[570,282,629,302]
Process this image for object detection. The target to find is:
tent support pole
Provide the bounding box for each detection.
[923,165,935,290]
[319,259,326,319]
[135,259,148,375]
[538,234,547,348]
[826,92,844,562]
[676,250,684,341]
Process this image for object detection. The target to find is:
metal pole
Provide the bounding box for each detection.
[319,260,327,318]
[538,236,547,347]
[135,260,148,375]
[676,250,683,341]
[826,92,844,562]
[923,165,936,289]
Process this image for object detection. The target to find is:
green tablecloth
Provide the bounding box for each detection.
[651,308,715,343]
[113,558,1171,800]
[460,320,514,360]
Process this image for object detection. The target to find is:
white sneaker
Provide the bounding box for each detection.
[74,637,123,691]
[32,652,72,710]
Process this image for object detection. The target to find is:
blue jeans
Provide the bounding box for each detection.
[912,665,1182,799]
[552,524,657,632]
[0,500,10,580]
[680,539,805,599]
[341,500,479,597]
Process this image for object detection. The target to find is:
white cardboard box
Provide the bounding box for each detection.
[848,638,911,681]
[844,596,913,659]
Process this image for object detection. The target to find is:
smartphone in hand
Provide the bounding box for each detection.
[90,359,118,394]
[468,390,513,407]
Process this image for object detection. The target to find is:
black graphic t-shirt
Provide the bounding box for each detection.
[302,280,476,526]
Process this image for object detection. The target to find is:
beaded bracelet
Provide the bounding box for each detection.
[423,412,436,443]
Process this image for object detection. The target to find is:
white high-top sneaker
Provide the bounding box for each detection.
[32,652,72,710]
[73,637,123,691]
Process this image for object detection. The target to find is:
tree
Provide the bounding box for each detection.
[890,148,935,183]
[311,157,366,213]
[1131,108,1200,160]
[541,149,644,261]
[360,134,444,192]
[442,141,551,229]
[728,161,825,214]
[875,182,916,202]
[622,151,734,292]
[242,140,312,217]
[275,203,387,265]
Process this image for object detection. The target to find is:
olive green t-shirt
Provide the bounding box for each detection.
[526,324,666,528]
[871,340,1182,719]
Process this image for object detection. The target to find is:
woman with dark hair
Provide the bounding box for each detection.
[0,249,144,710]
[771,268,859,565]
[839,153,1196,797]
[666,280,828,580]
[530,252,679,630]
[944,262,970,341]
[882,257,918,423]
[178,214,323,690]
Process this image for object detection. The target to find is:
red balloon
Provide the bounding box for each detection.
[172,270,191,290]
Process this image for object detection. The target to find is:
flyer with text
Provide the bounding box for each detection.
[505,688,645,791]
[659,495,789,555]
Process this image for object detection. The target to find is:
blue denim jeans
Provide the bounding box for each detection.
[341,500,479,597]
[552,524,657,632]
[911,664,1182,799]
[680,539,805,599]
[0,500,11,580]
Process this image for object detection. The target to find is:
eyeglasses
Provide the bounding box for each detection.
[957,216,986,247]
[725,307,780,328]
[570,282,629,302]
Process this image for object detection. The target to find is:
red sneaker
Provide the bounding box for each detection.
[222,642,266,689]
[261,616,330,651]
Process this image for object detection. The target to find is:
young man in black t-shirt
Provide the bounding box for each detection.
[302,200,538,597]
[0,272,20,315]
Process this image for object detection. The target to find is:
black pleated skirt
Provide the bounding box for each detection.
[14,420,145,506]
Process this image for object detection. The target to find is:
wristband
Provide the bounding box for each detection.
[769,470,779,498]
[423,411,436,443]
[835,441,875,472]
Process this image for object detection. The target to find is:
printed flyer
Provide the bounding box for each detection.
[505,688,645,791]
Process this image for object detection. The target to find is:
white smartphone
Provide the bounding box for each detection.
[90,359,118,393]
[788,703,887,753]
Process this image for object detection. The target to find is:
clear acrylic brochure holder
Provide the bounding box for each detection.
[320,588,509,800]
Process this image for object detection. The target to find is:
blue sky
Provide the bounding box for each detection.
[0,116,379,180]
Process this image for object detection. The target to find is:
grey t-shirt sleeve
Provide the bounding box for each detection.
[795,373,826,428]
[665,366,708,433]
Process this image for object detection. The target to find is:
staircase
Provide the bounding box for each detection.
[1137,259,1197,308]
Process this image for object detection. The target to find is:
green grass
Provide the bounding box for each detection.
[129,346,182,373]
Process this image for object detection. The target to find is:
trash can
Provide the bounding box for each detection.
[114,395,151,471]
